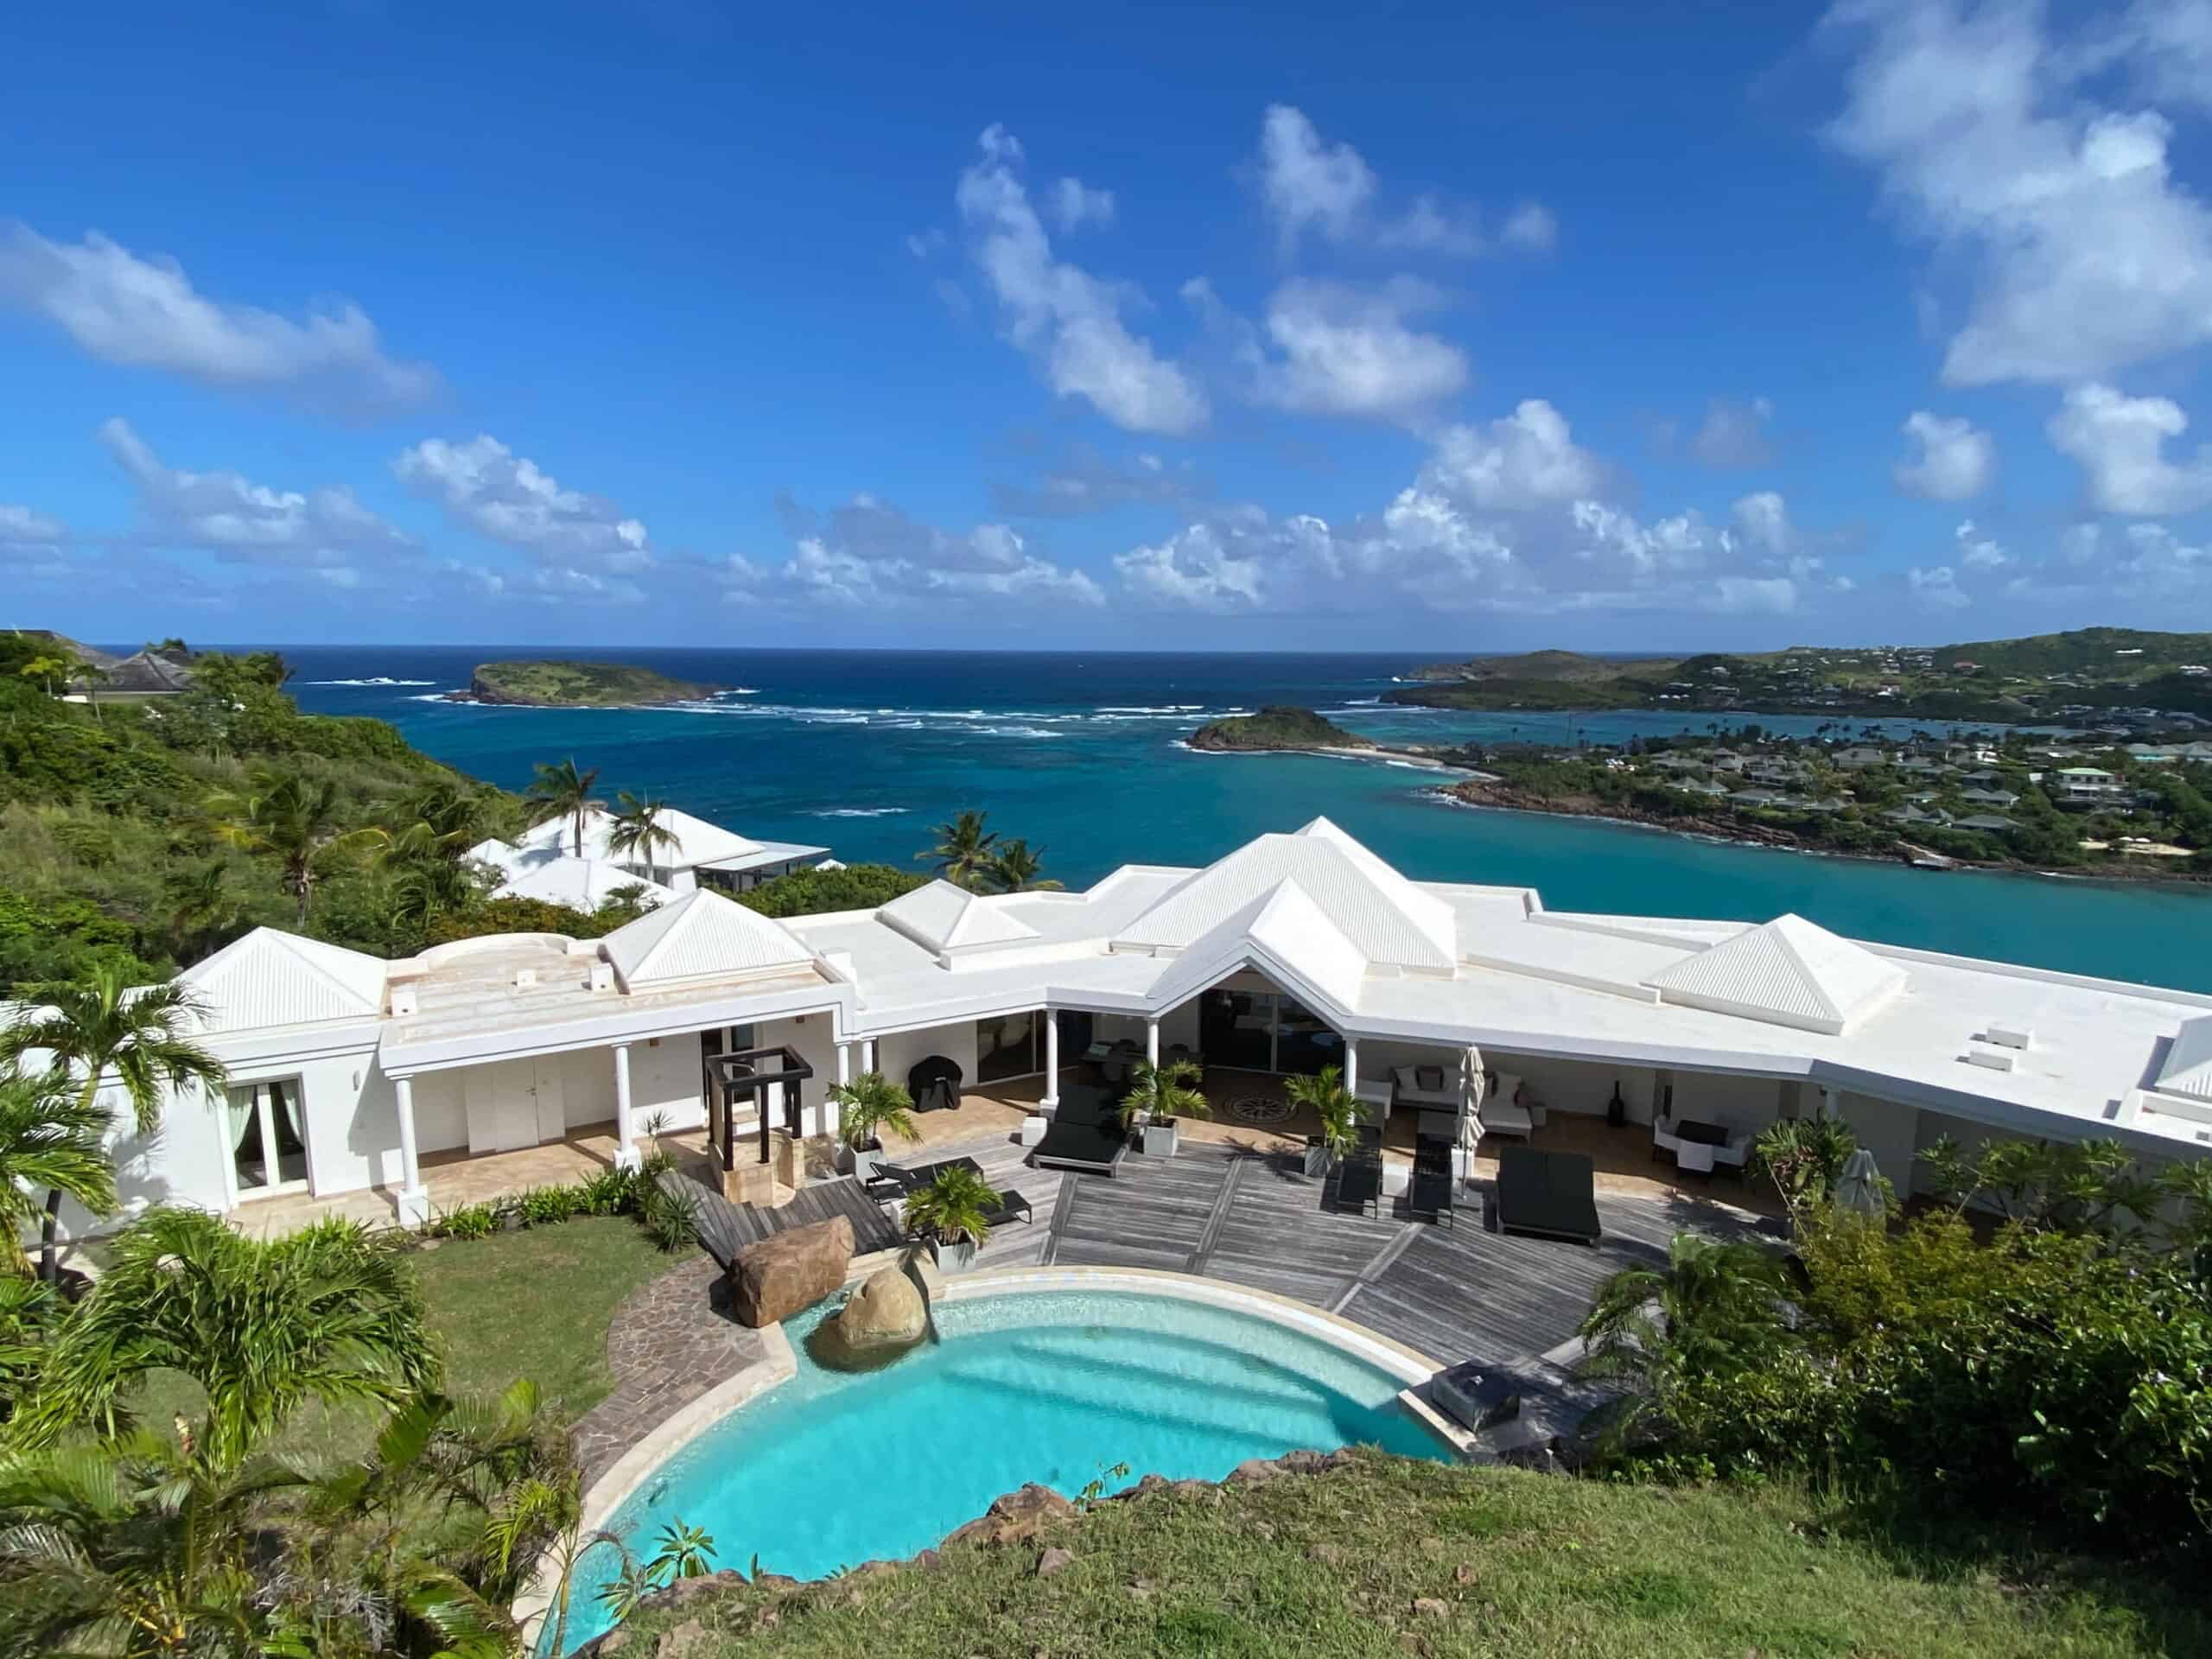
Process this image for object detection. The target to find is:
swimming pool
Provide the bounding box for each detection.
[553,1282,1450,1649]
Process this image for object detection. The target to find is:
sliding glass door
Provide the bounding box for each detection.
[976,1012,1040,1084]
[1197,988,1343,1075]
[226,1078,308,1198]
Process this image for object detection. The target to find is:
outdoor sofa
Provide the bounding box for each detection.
[1493,1147,1602,1244]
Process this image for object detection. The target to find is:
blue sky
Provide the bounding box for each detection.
[6,1,2212,652]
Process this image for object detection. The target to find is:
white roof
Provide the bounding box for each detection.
[476,806,765,877]
[600,889,815,990]
[2157,1015,2212,1102]
[180,928,387,1033]
[1642,914,1908,1035]
[877,880,1040,957]
[1114,817,1457,974]
[501,856,678,911]
[1145,880,1369,1013]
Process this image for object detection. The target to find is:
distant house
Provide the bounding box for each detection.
[1884,804,1951,826]
[468,805,829,896]
[2051,766,2125,808]
[92,647,195,696]
[1960,787,2021,808]
[1955,813,2018,833]
[1678,778,1731,798]
[1728,788,1788,808]
[1832,746,1887,771]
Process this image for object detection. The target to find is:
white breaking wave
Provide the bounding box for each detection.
[809,806,911,818]
[980,725,1061,738]
[1095,704,1205,714]
[308,677,438,687]
[406,690,465,702]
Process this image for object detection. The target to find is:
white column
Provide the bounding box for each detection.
[1343,1038,1360,1096]
[394,1076,429,1227]
[1145,1017,1160,1067]
[1042,1012,1060,1110]
[613,1044,639,1172]
[836,1042,853,1088]
[861,1039,876,1074]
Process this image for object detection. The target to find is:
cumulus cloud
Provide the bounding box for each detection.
[956,125,1206,435]
[101,418,411,590]
[1421,400,1605,510]
[991,445,1206,518]
[1907,563,1971,608]
[1893,410,1996,499]
[0,222,436,410]
[1827,0,2212,385]
[393,435,652,572]
[1685,397,1777,468]
[0,505,67,546]
[1254,105,1550,257]
[1242,277,1468,423]
[1051,177,1116,233]
[2045,382,2212,514]
[768,492,1103,607]
[1955,518,2009,568]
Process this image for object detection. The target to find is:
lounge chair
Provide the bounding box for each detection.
[1334,1143,1382,1217]
[1408,1144,1454,1229]
[1029,1083,1128,1176]
[1493,1147,1602,1245]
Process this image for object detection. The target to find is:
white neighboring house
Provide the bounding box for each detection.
[500,856,678,911]
[59,817,2212,1243]
[469,805,827,896]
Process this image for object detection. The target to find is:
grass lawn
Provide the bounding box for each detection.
[610,1452,2209,1659]
[130,1215,674,1440]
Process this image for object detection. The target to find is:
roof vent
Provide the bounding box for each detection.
[1962,1047,2015,1073]
[588,961,615,993]
[387,983,418,1018]
[513,967,538,989]
[1985,1024,2033,1050]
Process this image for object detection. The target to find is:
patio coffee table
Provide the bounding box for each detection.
[1675,1118,1729,1147]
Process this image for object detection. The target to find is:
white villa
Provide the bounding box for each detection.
[469,805,827,896]
[67,817,2212,1235]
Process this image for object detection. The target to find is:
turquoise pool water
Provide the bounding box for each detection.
[555,1287,1446,1649]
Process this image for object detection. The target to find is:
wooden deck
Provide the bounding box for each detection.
[667,1170,904,1267]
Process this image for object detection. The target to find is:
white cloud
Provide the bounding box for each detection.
[1688,397,1777,468]
[956,125,1206,435]
[1715,575,1802,613]
[1729,491,1792,556]
[1051,177,1116,233]
[1244,278,1468,423]
[101,418,412,573]
[1827,0,2212,385]
[1254,105,1548,257]
[1893,410,1995,499]
[0,222,435,408]
[1907,563,1971,608]
[393,435,652,572]
[772,493,1103,608]
[2005,518,2212,602]
[1422,400,1605,510]
[992,444,1205,517]
[0,505,66,546]
[2045,382,2212,514]
[1955,518,2008,568]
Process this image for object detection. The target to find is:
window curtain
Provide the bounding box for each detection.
[270,1078,302,1142]
[226,1087,255,1150]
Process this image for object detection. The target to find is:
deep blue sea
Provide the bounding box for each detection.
[270,645,2212,991]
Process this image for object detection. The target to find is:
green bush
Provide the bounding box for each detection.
[432,1201,504,1242]
[517,1184,584,1227]
[736,862,928,918]
[577,1166,636,1217]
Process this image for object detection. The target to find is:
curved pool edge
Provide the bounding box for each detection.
[524,1262,1477,1644]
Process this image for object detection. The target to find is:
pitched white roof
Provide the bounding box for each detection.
[478,806,763,876]
[180,928,388,1033]
[2157,1015,2212,1102]
[1145,880,1368,1013]
[877,880,1040,957]
[599,890,816,990]
[1642,913,1908,1035]
[502,856,677,911]
[1115,817,1456,973]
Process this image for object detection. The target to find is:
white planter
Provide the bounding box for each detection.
[1141,1120,1180,1158]
[849,1141,883,1180]
[930,1234,978,1274]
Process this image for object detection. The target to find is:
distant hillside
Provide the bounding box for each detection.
[1390,628,2212,721]
[460,660,720,707]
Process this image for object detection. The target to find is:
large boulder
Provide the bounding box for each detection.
[942,1483,1075,1548]
[833,1266,928,1354]
[728,1216,854,1326]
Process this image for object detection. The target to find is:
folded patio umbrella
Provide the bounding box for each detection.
[1834,1147,1886,1217]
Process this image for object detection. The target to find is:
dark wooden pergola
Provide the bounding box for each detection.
[702,1043,815,1170]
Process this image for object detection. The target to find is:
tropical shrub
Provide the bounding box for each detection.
[901,1164,1002,1249]
[736,862,928,918]
[518,1183,584,1227]
[435,1200,505,1242]
[1119,1058,1209,1129]
[1750,1116,1858,1224]
[578,1165,637,1217]
[829,1070,919,1152]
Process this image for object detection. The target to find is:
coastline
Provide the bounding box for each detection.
[1179,738,1476,773]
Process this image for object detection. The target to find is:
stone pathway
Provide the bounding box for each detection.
[571,1255,772,1488]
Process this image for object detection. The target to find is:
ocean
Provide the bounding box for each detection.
[276,645,2212,992]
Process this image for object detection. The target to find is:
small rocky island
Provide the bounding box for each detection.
[1187,706,1375,753]
[454,660,721,707]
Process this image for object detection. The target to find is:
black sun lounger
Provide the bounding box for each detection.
[1333,1144,1382,1217]
[1494,1147,1602,1245]
[1029,1082,1129,1176]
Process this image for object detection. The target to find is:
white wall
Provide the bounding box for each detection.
[1838,1091,1921,1198]
[754,1013,842,1136]
[877,1020,979,1115]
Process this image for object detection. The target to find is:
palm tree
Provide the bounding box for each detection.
[0,964,226,1284]
[827,1071,921,1155]
[919,809,999,890]
[207,766,389,924]
[607,791,683,884]
[381,777,500,930]
[159,861,238,964]
[15,1208,437,1469]
[900,1163,1002,1250]
[1576,1232,1790,1444]
[0,1073,118,1279]
[988,837,1063,893]
[17,652,74,698]
[1284,1065,1363,1160]
[526,758,605,858]
[1118,1058,1211,1131]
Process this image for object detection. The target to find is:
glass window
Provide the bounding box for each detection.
[976,1011,1039,1084]
[226,1078,307,1197]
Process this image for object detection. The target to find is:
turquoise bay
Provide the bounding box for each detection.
[283,646,2212,994]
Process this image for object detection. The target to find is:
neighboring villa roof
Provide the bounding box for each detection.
[1642,914,1908,1035]
[180,927,387,1033]
[600,890,816,989]
[2157,1016,2212,1103]
[1114,817,1458,974]
[878,880,1041,957]
[501,856,677,911]
[94,648,194,695]
[475,806,767,877]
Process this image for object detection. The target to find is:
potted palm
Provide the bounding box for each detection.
[1121,1058,1209,1159]
[901,1163,999,1273]
[1286,1065,1363,1178]
[829,1071,920,1179]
